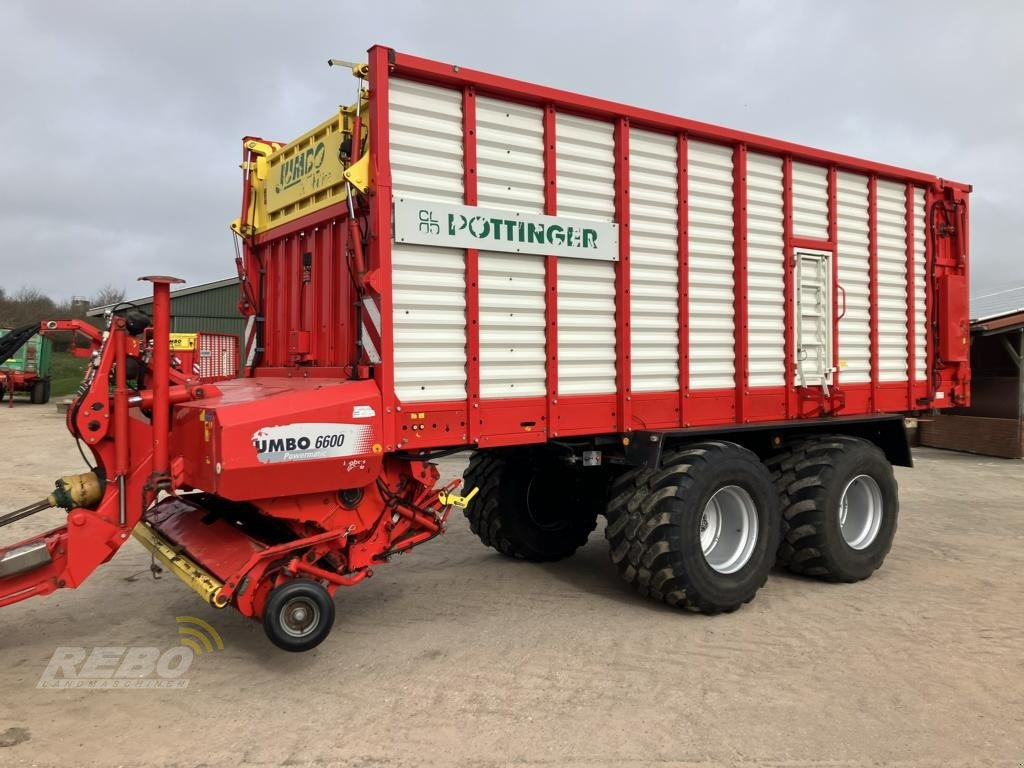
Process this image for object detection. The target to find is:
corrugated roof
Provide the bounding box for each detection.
[87,277,238,316]
[972,285,1024,322]
[973,311,1024,336]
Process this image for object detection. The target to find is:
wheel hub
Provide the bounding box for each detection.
[281,597,320,638]
[700,485,758,575]
[838,474,883,550]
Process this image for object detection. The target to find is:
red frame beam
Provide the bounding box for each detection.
[868,175,880,412]
[828,165,840,403]
[463,86,481,444]
[732,145,749,423]
[677,134,689,425]
[782,157,796,419]
[904,183,917,405]
[923,186,935,398]
[543,105,559,437]
[614,118,632,431]
[368,45,397,450]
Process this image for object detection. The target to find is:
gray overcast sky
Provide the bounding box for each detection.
[1,0,1020,302]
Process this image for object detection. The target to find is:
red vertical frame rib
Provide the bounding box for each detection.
[732,145,749,423]
[614,118,631,432]
[677,134,689,426]
[463,86,481,443]
[923,186,934,399]
[368,45,396,448]
[959,192,971,403]
[868,175,879,412]
[543,106,558,436]
[782,157,795,418]
[828,165,840,399]
[903,183,916,407]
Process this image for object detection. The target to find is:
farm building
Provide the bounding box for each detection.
[920,286,1024,458]
[88,277,244,366]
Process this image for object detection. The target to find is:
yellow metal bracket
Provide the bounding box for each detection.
[328,59,369,79]
[243,140,278,183]
[133,522,228,608]
[344,153,370,194]
[438,486,479,509]
[244,139,278,156]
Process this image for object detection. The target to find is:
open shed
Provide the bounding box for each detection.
[920,286,1024,458]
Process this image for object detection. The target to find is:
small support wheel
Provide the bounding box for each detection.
[262,578,335,652]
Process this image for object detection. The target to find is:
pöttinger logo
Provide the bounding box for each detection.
[36,616,224,690]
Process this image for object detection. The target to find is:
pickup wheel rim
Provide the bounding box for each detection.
[280,596,321,638]
[700,485,759,575]
[839,474,883,550]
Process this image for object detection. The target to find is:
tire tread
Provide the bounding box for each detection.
[766,435,896,582]
[605,441,775,614]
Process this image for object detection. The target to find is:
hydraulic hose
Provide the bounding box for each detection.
[0,324,39,363]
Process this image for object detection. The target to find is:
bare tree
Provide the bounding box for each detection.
[1,287,56,327]
[92,284,126,308]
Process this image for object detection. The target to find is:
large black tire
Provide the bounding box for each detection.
[766,436,898,582]
[262,578,335,652]
[605,441,779,614]
[30,380,48,404]
[462,448,604,562]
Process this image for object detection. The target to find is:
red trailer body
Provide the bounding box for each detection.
[238,46,970,459]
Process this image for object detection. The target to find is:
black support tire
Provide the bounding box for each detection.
[462,448,603,562]
[767,436,898,582]
[605,441,779,614]
[30,380,47,404]
[262,578,335,652]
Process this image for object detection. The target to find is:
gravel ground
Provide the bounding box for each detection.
[0,402,1021,767]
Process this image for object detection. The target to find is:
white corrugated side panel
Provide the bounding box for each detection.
[629,129,678,393]
[555,113,616,396]
[475,97,547,398]
[688,140,735,390]
[389,79,467,402]
[746,153,785,388]
[913,188,927,380]
[875,180,909,382]
[792,162,829,240]
[836,172,871,383]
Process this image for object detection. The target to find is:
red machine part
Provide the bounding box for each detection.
[0,280,218,607]
[938,275,969,363]
[140,455,450,621]
[168,332,239,381]
[0,276,459,649]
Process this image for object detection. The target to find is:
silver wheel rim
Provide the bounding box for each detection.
[839,474,883,550]
[700,485,759,574]
[280,596,321,638]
